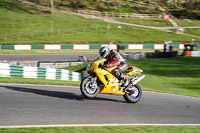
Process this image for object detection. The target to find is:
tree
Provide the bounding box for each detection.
[173,0,178,8]
[50,0,54,13]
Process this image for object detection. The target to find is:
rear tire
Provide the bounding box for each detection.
[123,84,142,103]
[80,76,100,98]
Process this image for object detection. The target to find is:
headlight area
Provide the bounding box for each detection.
[86,64,92,71]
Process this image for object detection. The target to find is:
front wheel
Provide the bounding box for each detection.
[80,76,100,98]
[123,84,142,103]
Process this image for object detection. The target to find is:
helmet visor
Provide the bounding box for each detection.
[100,51,106,57]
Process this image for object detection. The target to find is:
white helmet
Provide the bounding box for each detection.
[99,46,110,57]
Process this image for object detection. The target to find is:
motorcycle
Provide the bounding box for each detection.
[80,58,145,103]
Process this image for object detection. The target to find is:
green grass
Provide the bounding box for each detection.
[0,126,200,133]
[0,49,157,55]
[184,28,200,37]
[0,50,100,54]
[127,57,200,97]
[116,18,173,27]
[175,19,200,27]
[0,0,199,44]
[63,62,90,72]
[0,77,80,86]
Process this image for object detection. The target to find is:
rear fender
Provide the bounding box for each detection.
[127,66,143,76]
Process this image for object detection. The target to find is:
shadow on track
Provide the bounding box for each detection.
[1,85,124,103]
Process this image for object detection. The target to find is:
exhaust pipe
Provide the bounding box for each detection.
[131,75,146,86]
[123,75,145,92]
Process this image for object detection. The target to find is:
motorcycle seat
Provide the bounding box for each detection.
[124,66,133,73]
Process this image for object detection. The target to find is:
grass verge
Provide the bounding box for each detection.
[0,49,163,55]
[116,18,173,27]
[0,0,199,44]
[0,126,200,133]
[128,57,200,97]
[0,50,100,55]
[175,19,200,27]
[63,62,90,72]
[184,28,200,37]
[0,49,183,55]
[0,77,80,87]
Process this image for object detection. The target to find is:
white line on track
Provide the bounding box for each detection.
[0,124,200,128]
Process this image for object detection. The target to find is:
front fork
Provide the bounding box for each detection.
[89,76,97,88]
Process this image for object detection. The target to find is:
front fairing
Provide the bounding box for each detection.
[87,59,106,76]
[86,58,125,95]
[94,68,124,95]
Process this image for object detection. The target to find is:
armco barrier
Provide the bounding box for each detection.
[121,51,178,60]
[0,63,81,81]
[191,51,200,57]
[0,44,197,50]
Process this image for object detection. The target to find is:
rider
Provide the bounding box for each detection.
[99,46,129,87]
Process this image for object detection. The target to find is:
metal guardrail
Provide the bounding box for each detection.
[77,10,162,19]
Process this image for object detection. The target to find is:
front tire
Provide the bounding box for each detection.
[80,76,100,98]
[123,84,142,103]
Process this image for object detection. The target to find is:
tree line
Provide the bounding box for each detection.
[27,0,200,10]
[27,0,200,19]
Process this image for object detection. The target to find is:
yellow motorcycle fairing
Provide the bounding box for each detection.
[126,66,143,76]
[88,59,124,95]
[88,59,106,76]
[93,68,125,95]
[87,58,143,96]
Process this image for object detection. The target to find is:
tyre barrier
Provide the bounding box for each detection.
[0,44,197,50]
[0,63,81,81]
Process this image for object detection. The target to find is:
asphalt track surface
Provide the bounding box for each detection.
[0,54,99,61]
[0,83,200,127]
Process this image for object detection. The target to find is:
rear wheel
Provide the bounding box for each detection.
[123,84,142,103]
[80,76,100,98]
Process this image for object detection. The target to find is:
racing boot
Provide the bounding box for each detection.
[118,77,128,91]
[122,76,129,87]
